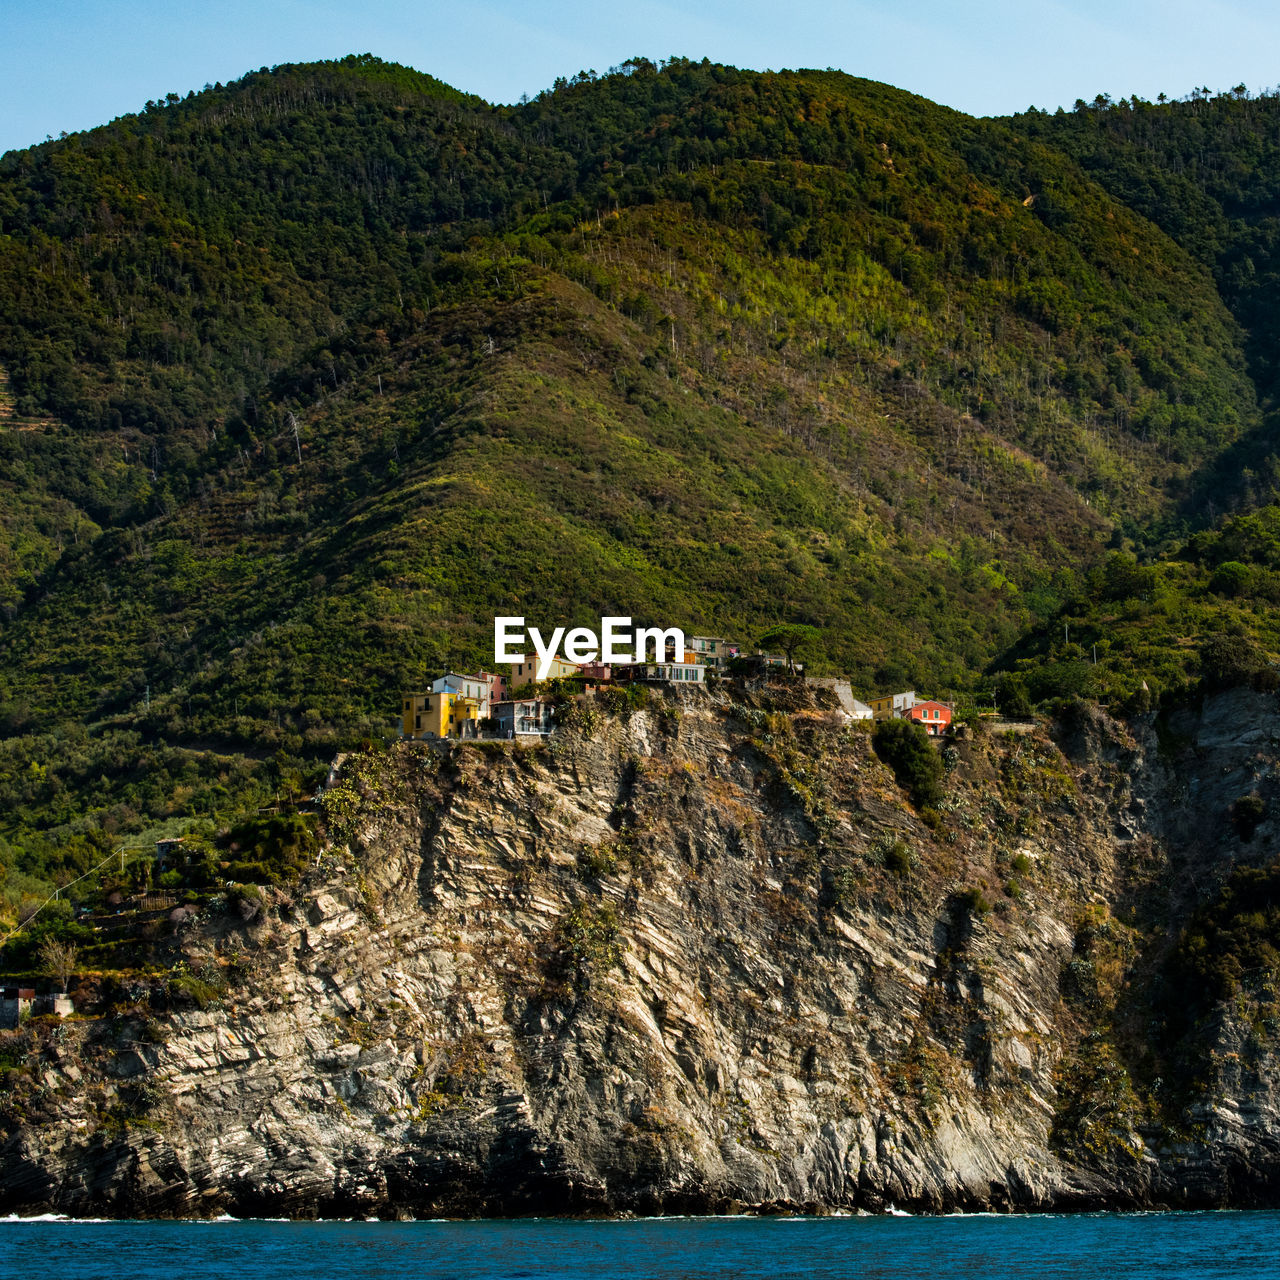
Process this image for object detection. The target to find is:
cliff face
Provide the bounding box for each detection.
[4,684,1280,1218]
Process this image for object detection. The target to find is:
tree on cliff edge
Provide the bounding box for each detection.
[758,623,821,674]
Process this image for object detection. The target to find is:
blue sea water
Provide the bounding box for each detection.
[1,1211,1278,1280]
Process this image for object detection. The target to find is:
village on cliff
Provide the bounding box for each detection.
[402,631,954,742]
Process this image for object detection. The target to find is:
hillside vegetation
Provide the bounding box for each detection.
[1,56,1279,923]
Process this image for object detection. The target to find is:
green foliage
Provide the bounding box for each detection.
[1200,631,1267,685]
[873,718,944,808]
[219,813,317,885]
[757,624,822,672]
[1231,793,1267,841]
[994,506,1280,709]
[595,685,643,720]
[880,838,912,877]
[556,702,604,738]
[576,843,618,880]
[1164,860,1280,1031]
[1051,1036,1145,1164]
[555,902,624,985]
[1209,561,1255,597]
[0,910,93,972]
[1013,89,1280,485]
[0,57,1277,882]
[995,675,1034,717]
[167,970,224,1010]
[957,886,994,918]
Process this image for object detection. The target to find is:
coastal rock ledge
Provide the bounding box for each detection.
[5,685,1280,1218]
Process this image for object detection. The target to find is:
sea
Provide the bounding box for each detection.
[2,1211,1279,1279]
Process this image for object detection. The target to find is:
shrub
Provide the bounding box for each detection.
[1027,660,1095,704]
[555,902,624,985]
[958,886,994,917]
[1200,631,1266,685]
[168,972,223,1009]
[220,813,317,883]
[576,843,618,879]
[596,686,632,719]
[882,839,912,877]
[1231,793,1267,840]
[996,675,1034,717]
[1210,560,1255,597]
[1162,859,1280,1043]
[873,718,944,808]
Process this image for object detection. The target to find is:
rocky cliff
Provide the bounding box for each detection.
[3,683,1280,1217]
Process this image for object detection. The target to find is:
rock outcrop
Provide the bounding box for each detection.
[4,684,1280,1217]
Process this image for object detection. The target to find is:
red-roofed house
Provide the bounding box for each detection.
[903,700,952,736]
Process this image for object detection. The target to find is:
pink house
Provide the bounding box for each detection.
[476,670,507,705]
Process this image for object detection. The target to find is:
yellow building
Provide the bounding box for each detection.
[506,655,581,690]
[869,691,916,720]
[402,690,482,739]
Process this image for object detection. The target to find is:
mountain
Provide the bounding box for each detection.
[1010,89,1280,512]
[0,55,1277,924]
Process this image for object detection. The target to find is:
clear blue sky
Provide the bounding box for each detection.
[3,0,1279,154]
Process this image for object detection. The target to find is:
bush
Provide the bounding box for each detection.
[1210,560,1255,597]
[1231,793,1267,840]
[168,972,223,1009]
[226,882,266,920]
[596,686,632,719]
[1163,859,1280,1042]
[882,839,912,876]
[1200,631,1266,685]
[873,718,944,808]
[1027,660,1095,704]
[555,902,623,987]
[0,913,93,971]
[997,675,1034,717]
[220,813,317,883]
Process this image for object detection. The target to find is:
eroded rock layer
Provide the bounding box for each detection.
[4,685,1280,1216]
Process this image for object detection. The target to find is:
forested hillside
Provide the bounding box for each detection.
[1,55,1278,923]
[1010,90,1280,519]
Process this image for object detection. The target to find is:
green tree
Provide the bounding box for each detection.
[758,624,821,674]
[996,674,1034,718]
[1209,561,1254,597]
[873,718,944,808]
[1200,631,1265,685]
